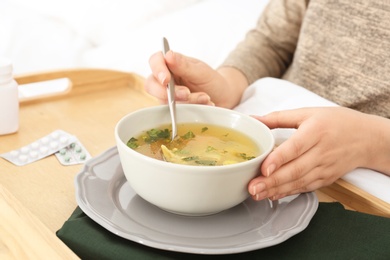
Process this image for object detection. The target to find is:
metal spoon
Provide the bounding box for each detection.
[162,37,177,141]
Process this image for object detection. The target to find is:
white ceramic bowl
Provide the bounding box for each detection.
[115,104,274,216]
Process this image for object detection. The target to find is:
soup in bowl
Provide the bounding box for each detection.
[128,122,260,166]
[115,104,274,216]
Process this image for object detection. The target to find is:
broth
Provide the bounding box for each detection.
[127,123,260,166]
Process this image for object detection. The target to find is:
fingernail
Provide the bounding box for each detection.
[267,164,276,177]
[197,94,211,104]
[251,182,266,195]
[273,194,285,200]
[176,88,190,100]
[254,191,267,201]
[158,72,166,85]
[168,50,177,61]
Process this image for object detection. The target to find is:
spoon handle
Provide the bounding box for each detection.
[162,37,177,141]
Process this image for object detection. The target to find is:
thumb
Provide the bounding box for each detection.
[252,109,310,129]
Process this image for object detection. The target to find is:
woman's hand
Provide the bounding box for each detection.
[248,107,390,201]
[144,50,248,108]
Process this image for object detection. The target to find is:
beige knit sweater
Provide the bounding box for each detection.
[222,0,390,118]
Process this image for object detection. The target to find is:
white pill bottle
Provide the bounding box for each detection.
[0,58,19,135]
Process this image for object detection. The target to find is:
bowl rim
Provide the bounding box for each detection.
[115,104,275,171]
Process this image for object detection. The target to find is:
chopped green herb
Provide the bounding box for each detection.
[182,156,200,161]
[144,128,170,143]
[175,149,190,155]
[127,137,139,149]
[182,131,195,140]
[238,153,255,160]
[195,160,217,166]
[206,146,216,152]
[201,127,208,133]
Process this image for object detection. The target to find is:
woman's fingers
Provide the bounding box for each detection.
[249,157,337,201]
[261,131,316,177]
[146,50,216,105]
[249,144,321,199]
[144,74,213,105]
[249,110,324,200]
[144,74,167,102]
[253,110,322,177]
[150,50,211,87]
[253,109,307,129]
[248,107,367,201]
[186,92,214,105]
[148,51,171,86]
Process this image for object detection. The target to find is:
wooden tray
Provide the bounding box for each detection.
[0,69,163,258]
[1,69,388,247]
[0,69,159,233]
[320,179,390,217]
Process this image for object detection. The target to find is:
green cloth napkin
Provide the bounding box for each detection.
[57,203,390,260]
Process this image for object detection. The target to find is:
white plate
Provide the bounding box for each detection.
[75,147,318,255]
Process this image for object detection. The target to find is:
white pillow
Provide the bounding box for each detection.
[0,1,91,74]
[10,0,205,46]
[81,0,269,76]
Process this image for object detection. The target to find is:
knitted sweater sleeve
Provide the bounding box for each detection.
[220,0,309,85]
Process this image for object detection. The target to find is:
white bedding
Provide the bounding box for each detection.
[1,0,389,204]
[0,0,268,76]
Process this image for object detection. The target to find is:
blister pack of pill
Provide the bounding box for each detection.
[1,130,78,166]
[55,141,91,166]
